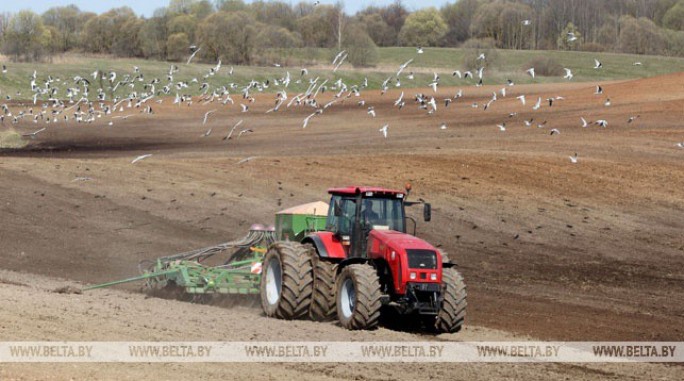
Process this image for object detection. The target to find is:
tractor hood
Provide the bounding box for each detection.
[367,229,436,253]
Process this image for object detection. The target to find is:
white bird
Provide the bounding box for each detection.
[237,129,253,139]
[21,127,46,138]
[497,123,506,132]
[633,62,642,66]
[604,98,611,107]
[549,128,560,135]
[394,92,404,107]
[223,119,243,140]
[595,85,603,94]
[516,95,526,105]
[595,119,608,127]
[302,112,318,128]
[533,97,541,110]
[368,107,376,117]
[477,53,485,61]
[593,59,603,69]
[563,68,573,80]
[186,47,201,65]
[522,19,531,26]
[202,109,216,125]
[439,123,447,130]
[581,117,588,127]
[676,142,684,148]
[379,124,389,138]
[569,153,578,163]
[526,67,535,78]
[627,115,640,123]
[131,154,152,164]
[416,47,424,54]
[452,70,462,78]
[567,32,578,42]
[240,103,249,112]
[236,156,256,165]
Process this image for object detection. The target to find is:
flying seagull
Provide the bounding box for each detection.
[223,119,243,140]
[186,46,201,65]
[581,117,588,128]
[563,68,573,80]
[131,154,152,164]
[497,122,506,132]
[203,109,216,125]
[569,153,578,164]
[593,59,603,69]
[379,124,388,138]
[526,67,535,78]
[21,127,46,138]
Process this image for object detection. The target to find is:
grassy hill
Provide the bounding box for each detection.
[1,48,683,101]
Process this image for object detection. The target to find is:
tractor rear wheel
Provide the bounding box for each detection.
[310,257,337,321]
[431,267,467,333]
[336,264,382,330]
[260,242,314,320]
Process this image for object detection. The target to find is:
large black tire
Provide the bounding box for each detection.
[432,267,467,333]
[260,242,314,320]
[336,264,382,330]
[310,257,337,321]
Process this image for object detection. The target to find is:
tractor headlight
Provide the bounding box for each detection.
[410,272,417,280]
[430,273,437,281]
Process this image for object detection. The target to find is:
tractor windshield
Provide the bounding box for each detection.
[326,195,405,235]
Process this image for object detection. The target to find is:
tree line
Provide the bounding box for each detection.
[2,0,684,65]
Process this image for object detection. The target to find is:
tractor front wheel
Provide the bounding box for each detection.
[260,242,314,320]
[431,267,467,333]
[336,264,382,330]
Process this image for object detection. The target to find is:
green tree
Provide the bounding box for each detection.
[663,0,684,30]
[167,32,190,61]
[343,23,378,67]
[3,10,50,61]
[138,8,171,59]
[168,14,198,42]
[357,13,394,47]
[441,0,479,46]
[557,22,581,50]
[42,5,82,52]
[197,11,258,64]
[398,8,447,47]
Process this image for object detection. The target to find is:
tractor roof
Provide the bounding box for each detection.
[327,186,405,196]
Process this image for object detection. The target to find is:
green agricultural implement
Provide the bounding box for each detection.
[83,225,277,297]
[84,202,328,300]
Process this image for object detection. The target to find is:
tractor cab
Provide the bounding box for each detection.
[325,186,430,258]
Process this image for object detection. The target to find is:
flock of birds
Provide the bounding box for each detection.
[0,31,682,165]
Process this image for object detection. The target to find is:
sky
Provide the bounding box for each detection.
[2,0,449,16]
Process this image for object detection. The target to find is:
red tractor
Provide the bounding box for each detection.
[260,185,466,333]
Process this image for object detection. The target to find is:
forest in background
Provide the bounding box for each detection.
[1,0,684,66]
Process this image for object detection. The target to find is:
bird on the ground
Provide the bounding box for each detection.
[131,154,152,164]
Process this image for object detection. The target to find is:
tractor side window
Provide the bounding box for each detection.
[326,196,356,236]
